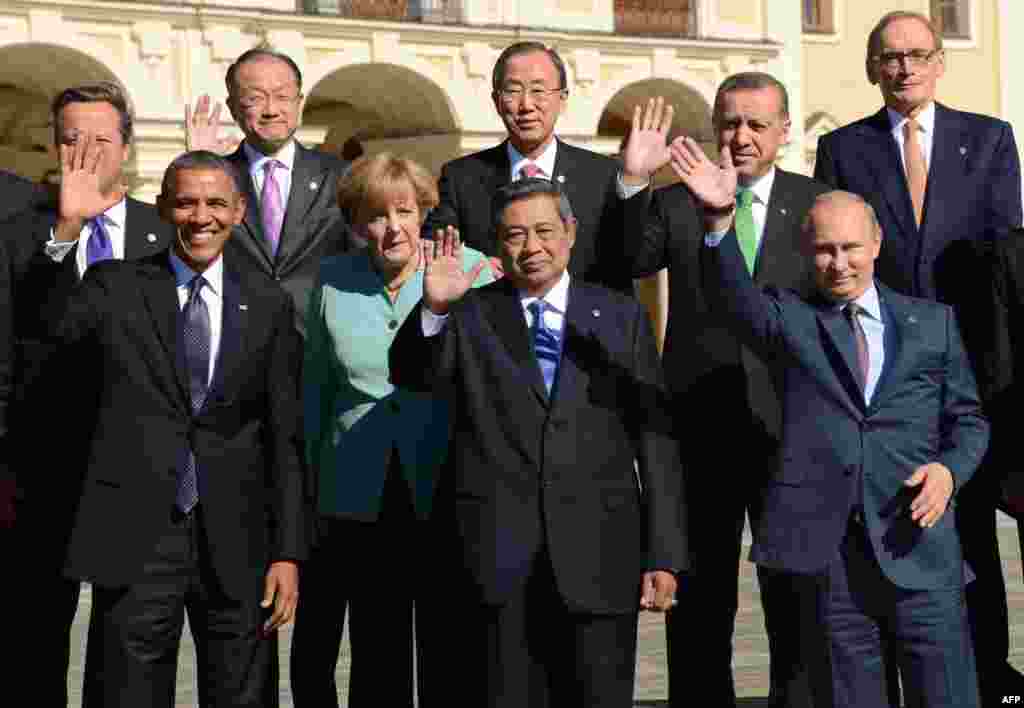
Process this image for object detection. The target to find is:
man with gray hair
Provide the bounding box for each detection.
[814,11,1023,703]
[391,177,687,707]
[618,72,829,707]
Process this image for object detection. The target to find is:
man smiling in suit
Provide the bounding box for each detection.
[41,150,307,707]
[422,42,631,293]
[814,12,1023,702]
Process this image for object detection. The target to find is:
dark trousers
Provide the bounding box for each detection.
[465,548,639,708]
[290,458,440,707]
[83,507,275,708]
[666,422,808,708]
[810,520,979,708]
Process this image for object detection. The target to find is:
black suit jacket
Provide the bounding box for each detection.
[0,199,173,520]
[0,170,43,224]
[705,231,988,589]
[814,104,1023,381]
[389,279,686,613]
[623,170,829,439]
[423,139,632,293]
[225,141,351,337]
[42,251,307,600]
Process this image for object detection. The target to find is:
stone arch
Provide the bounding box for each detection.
[303,59,460,174]
[0,41,128,180]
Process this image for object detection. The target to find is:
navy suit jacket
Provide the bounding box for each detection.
[814,103,1022,381]
[703,231,989,590]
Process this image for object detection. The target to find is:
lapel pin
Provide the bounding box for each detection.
[907,315,917,324]
[592,309,601,318]
[557,175,565,184]
[146,233,157,243]
[959,146,967,156]
[779,208,787,216]
[239,304,248,311]
[309,181,319,190]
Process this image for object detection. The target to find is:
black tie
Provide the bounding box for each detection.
[177,275,210,513]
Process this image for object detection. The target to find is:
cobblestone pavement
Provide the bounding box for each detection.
[67,514,1024,706]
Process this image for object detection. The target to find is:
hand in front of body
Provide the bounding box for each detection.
[668,137,738,234]
[262,560,299,634]
[184,95,234,154]
[54,133,125,242]
[640,570,678,612]
[906,462,954,528]
[620,97,675,186]
[422,226,487,315]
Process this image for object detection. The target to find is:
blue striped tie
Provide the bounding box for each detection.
[528,300,561,394]
[177,275,210,513]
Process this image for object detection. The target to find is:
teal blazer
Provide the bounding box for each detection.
[304,247,492,520]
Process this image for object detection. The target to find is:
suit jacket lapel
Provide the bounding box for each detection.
[277,144,328,268]
[123,198,171,261]
[755,170,805,286]
[485,280,549,407]
[859,108,919,242]
[482,143,511,248]
[550,282,590,413]
[867,285,910,409]
[140,254,190,410]
[921,104,968,238]
[228,147,274,270]
[209,263,245,402]
[815,302,868,414]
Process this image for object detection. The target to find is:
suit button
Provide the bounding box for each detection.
[388,320,399,330]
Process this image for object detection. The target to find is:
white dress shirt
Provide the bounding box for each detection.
[245,139,295,210]
[421,270,571,337]
[169,252,224,387]
[508,138,558,182]
[888,101,936,173]
[44,199,128,277]
[703,167,778,253]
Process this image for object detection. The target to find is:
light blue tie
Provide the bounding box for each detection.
[528,300,561,394]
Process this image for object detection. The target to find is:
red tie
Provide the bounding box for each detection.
[519,162,546,180]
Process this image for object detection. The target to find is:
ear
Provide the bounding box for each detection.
[564,217,577,249]
[231,193,246,226]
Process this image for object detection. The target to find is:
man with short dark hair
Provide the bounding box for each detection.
[186,47,351,337]
[422,41,632,293]
[40,150,306,707]
[814,11,1023,703]
[0,80,174,706]
[619,73,828,707]
[391,178,686,707]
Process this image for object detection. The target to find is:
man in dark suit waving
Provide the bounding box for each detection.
[675,128,986,705]
[391,179,686,707]
[187,48,351,337]
[40,150,307,707]
[618,73,828,707]
[422,42,631,293]
[813,12,1023,701]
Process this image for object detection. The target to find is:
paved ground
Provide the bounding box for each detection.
[67,514,1024,706]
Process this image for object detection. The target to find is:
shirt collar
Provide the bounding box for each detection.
[508,137,559,180]
[887,101,936,137]
[244,139,297,175]
[95,198,127,230]
[738,166,775,206]
[520,269,570,314]
[837,283,882,321]
[169,250,224,296]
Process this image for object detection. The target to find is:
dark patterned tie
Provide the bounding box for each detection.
[528,300,561,394]
[177,275,210,513]
[86,217,113,266]
[844,302,870,393]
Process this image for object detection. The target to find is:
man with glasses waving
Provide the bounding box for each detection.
[186,47,352,339]
[815,11,1023,705]
[422,42,633,293]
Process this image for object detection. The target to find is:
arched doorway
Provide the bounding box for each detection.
[0,43,123,181]
[303,62,459,175]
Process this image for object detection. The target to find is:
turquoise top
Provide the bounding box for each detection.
[304,246,492,520]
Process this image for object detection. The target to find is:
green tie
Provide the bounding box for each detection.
[735,188,757,274]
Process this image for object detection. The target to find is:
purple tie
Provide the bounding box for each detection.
[844,302,870,393]
[261,160,285,255]
[519,162,546,180]
[86,217,113,266]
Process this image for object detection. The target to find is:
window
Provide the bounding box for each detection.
[931,0,970,39]
[803,0,834,34]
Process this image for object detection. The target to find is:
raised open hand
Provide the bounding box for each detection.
[422,226,487,315]
[55,133,124,241]
[185,95,234,154]
[668,136,737,212]
[621,97,675,185]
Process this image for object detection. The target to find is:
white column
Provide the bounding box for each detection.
[999,0,1024,209]
[762,0,806,174]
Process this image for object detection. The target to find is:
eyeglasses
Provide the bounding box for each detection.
[873,49,943,70]
[236,92,302,110]
[497,86,566,104]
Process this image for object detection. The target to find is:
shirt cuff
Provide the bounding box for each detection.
[421,307,449,337]
[704,230,730,247]
[616,171,649,200]
[44,229,77,262]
